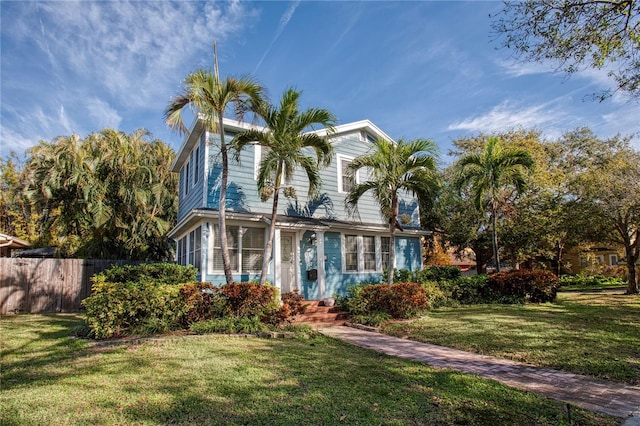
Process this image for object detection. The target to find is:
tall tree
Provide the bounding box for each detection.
[345,138,440,285]
[232,88,336,285]
[0,155,38,243]
[492,0,640,100]
[165,51,265,284]
[25,129,177,259]
[559,128,640,293]
[454,137,534,273]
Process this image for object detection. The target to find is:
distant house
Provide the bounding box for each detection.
[565,245,628,274]
[168,117,429,299]
[0,233,30,258]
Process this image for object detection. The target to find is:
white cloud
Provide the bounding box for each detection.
[0,1,256,156]
[86,98,122,130]
[253,1,300,73]
[448,100,567,136]
[496,58,553,77]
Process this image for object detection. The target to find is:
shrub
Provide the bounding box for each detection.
[388,282,429,318]
[414,266,462,283]
[83,275,185,339]
[393,266,462,284]
[278,290,307,323]
[339,282,428,319]
[180,282,227,325]
[488,270,559,303]
[220,282,279,319]
[189,316,267,334]
[420,281,452,308]
[98,262,197,285]
[446,275,491,304]
[559,274,625,287]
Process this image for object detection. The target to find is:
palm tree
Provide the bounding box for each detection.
[345,138,440,285]
[454,137,534,273]
[165,58,265,284]
[232,88,336,285]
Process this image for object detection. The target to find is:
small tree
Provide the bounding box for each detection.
[454,137,534,272]
[345,138,440,285]
[165,47,265,284]
[232,89,335,285]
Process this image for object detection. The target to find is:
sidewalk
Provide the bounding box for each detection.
[321,326,640,420]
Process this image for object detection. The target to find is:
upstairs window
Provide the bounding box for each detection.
[184,161,190,196]
[338,154,357,193]
[193,145,200,185]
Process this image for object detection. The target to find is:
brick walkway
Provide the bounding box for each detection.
[321,326,640,420]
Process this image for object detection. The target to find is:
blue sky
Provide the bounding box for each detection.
[1,0,639,163]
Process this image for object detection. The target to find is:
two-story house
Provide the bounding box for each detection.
[167,117,428,300]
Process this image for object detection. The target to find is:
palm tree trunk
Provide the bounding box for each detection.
[260,167,282,285]
[217,114,234,285]
[491,203,501,273]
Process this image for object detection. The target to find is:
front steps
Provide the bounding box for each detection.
[293,300,349,328]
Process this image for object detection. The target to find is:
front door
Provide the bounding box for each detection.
[280,232,296,293]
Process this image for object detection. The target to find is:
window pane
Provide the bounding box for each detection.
[363,236,376,271]
[193,226,202,271]
[381,237,390,270]
[242,228,264,272]
[213,225,239,271]
[345,235,358,271]
[341,159,354,192]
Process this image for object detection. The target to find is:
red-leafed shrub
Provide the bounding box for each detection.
[220,282,279,318]
[278,290,307,323]
[388,282,430,318]
[344,282,429,319]
[488,270,559,303]
[180,282,222,325]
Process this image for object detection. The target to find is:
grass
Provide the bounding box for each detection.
[1,314,619,425]
[383,291,640,385]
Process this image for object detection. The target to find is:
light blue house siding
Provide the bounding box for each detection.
[168,118,429,297]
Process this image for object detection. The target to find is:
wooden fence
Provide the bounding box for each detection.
[0,258,136,314]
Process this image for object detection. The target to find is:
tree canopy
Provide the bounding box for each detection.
[2,129,178,260]
[492,0,640,100]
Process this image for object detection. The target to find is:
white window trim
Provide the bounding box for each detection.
[337,154,358,193]
[342,234,386,274]
[609,254,619,266]
[209,224,267,274]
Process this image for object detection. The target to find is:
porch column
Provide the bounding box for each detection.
[317,230,325,299]
[273,228,281,290]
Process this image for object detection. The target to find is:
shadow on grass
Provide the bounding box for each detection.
[1,315,618,426]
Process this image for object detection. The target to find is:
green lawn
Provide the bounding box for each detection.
[1,315,618,425]
[384,291,640,385]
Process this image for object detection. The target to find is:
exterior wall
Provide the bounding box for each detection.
[395,236,423,271]
[177,136,205,221]
[201,129,421,226]
[171,119,427,298]
[565,247,623,274]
